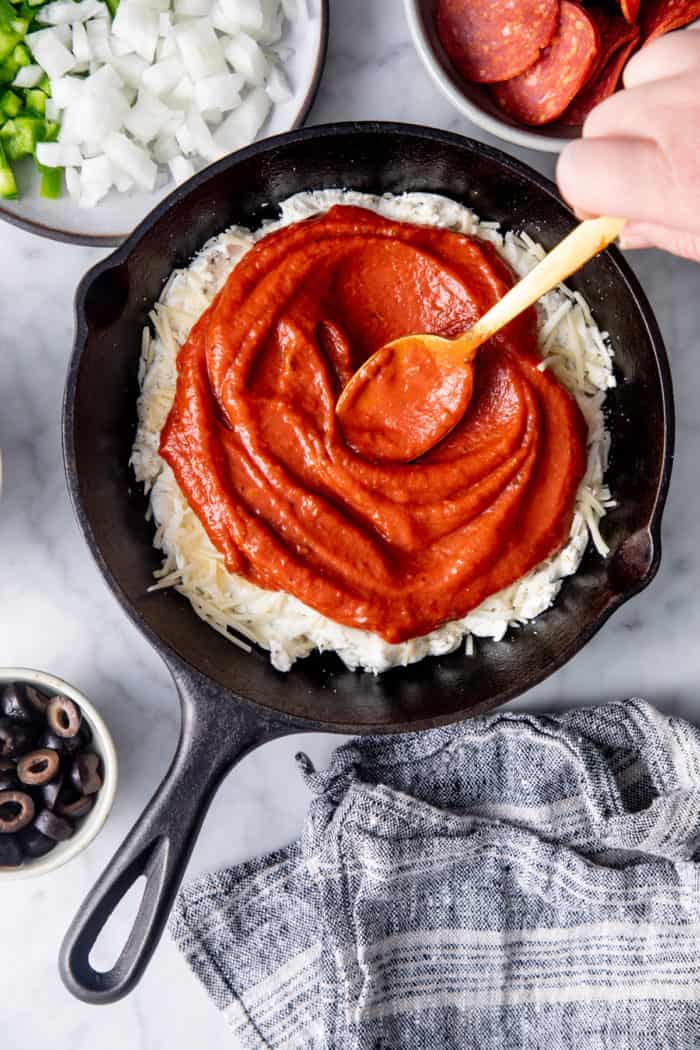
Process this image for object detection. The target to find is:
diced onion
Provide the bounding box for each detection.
[79,154,114,207]
[111,52,150,88]
[141,56,183,94]
[71,21,90,63]
[37,0,103,26]
[26,0,295,206]
[265,63,290,103]
[170,75,194,104]
[194,71,242,112]
[36,141,83,167]
[50,74,85,108]
[104,130,158,189]
[124,86,177,141]
[222,30,267,84]
[153,131,179,162]
[27,28,77,79]
[174,19,226,79]
[168,153,194,184]
[12,64,44,88]
[114,170,134,192]
[84,17,112,62]
[65,166,81,200]
[214,84,269,151]
[174,0,211,15]
[112,1,159,62]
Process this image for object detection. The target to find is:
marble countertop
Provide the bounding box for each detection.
[1,1,698,1046]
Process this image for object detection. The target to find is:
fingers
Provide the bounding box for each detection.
[623,28,700,88]
[582,75,697,140]
[620,221,700,262]
[556,136,674,226]
[556,30,700,259]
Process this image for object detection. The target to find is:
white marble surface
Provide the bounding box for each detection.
[1,1,699,1047]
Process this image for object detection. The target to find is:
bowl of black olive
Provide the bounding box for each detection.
[0,668,117,877]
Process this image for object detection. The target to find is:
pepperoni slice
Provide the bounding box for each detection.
[491,2,600,125]
[436,0,559,84]
[641,0,700,42]
[561,24,640,125]
[620,0,640,23]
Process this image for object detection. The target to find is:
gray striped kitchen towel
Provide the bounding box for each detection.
[169,700,700,1048]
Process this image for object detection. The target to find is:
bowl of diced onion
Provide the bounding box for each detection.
[0,0,328,244]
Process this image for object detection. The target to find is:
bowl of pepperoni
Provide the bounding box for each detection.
[404,0,699,151]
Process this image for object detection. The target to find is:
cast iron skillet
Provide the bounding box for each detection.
[59,123,674,1004]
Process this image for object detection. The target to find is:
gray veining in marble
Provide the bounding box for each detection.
[1,1,699,1046]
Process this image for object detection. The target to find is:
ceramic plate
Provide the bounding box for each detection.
[0,0,329,245]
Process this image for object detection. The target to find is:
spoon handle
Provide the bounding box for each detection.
[457,216,625,354]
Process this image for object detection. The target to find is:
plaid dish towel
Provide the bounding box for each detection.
[170,701,700,1048]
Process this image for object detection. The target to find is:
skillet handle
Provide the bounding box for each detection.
[59,666,292,1004]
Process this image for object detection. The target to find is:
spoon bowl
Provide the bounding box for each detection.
[337,334,478,462]
[336,215,626,461]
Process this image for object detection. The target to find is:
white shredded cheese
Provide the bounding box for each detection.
[131,190,616,674]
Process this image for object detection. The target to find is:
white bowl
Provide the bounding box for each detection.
[0,667,118,881]
[0,0,329,245]
[404,0,579,153]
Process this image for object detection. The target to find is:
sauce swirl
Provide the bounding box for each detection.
[160,205,587,644]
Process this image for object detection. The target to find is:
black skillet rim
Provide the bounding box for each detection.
[62,121,675,735]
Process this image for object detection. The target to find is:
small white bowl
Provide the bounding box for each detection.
[0,0,329,246]
[404,0,579,154]
[0,668,118,881]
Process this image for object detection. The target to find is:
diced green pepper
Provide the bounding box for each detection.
[0,86,20,116]
[12,41,29,65]
[0,136,16,197]
[0,113,43,159]
[0,157,16,195]
[0,23,28,63]
[0,56,18,82]
[0,0,29,63]
[16,2,35,24]
[24,86,43,114]
[105,0,118,15]
[37,70,49,94]
[39,164,61,197]
[0,42,26,80]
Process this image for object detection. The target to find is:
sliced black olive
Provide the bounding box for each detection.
[17,748,61,787]
[0,718,36,760]
[0,789,35,833]
[39,774,64,811]
[71,752,103,796]
[1,682,39,723]
[34,808,74,842]
[0,834,22,867]
[25,685,49,717]
[56,794,94,820]
[78,719,92,747]
[17,824,55,859]
[37,729,81,755]
[46,696,82,739]
[0,766,19,791]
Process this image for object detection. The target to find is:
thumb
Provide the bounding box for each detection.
[620,221,700,262]
[556,136,675,228]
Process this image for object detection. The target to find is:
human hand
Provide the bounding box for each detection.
[556,28,700,261]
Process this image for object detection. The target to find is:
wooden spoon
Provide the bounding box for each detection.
[336,215,625,463]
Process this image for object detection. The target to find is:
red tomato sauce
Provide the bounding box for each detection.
[160,205,587,644]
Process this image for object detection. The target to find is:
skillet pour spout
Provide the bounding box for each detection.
[60,123,674,1003]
